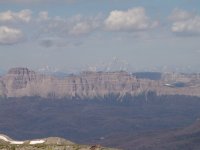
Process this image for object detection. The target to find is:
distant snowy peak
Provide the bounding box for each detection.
[87,57,132,72]
[38,66,59,74]
[37,66,70,77]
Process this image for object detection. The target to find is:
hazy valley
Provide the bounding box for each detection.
[1,68,200,149]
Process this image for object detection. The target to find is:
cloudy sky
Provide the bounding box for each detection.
[0,0,200,73]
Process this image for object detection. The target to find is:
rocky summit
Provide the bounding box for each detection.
[0,67,200,99]
[0,134,119,150]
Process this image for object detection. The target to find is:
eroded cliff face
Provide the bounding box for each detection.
[0,67,200,99]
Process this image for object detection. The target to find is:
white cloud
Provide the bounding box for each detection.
[170,9,200,36]
[0,9,32,23]
[104,7,158,31]
[169,9,193,21]
[0,26,24,45]
[172,17,200,34]
[38,11,49,21]
[36,13,101,37]
[69,16,101,36]
[69,22,93,35]
[0,7,161,46]
[35,16,69,37]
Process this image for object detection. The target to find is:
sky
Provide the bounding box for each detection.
[0,0,200,73]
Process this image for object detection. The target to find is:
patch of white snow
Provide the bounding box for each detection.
[0,135,9,142]
[10,141,24,144]
[30,140,45,144]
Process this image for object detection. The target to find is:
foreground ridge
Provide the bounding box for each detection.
[0,67,200,99]
[0,134,120,150]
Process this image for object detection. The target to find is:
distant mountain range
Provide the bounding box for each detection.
[0,67,200,99]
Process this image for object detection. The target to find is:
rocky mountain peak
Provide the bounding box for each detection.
[8,67,34,76]
[3,67,37,91]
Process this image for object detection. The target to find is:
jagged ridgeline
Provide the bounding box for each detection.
[0,67,200,99]
[0,134,119,150]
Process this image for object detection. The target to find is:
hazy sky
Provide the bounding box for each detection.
[0,0,200,72]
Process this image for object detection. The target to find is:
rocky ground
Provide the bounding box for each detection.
[0,135,120,150]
